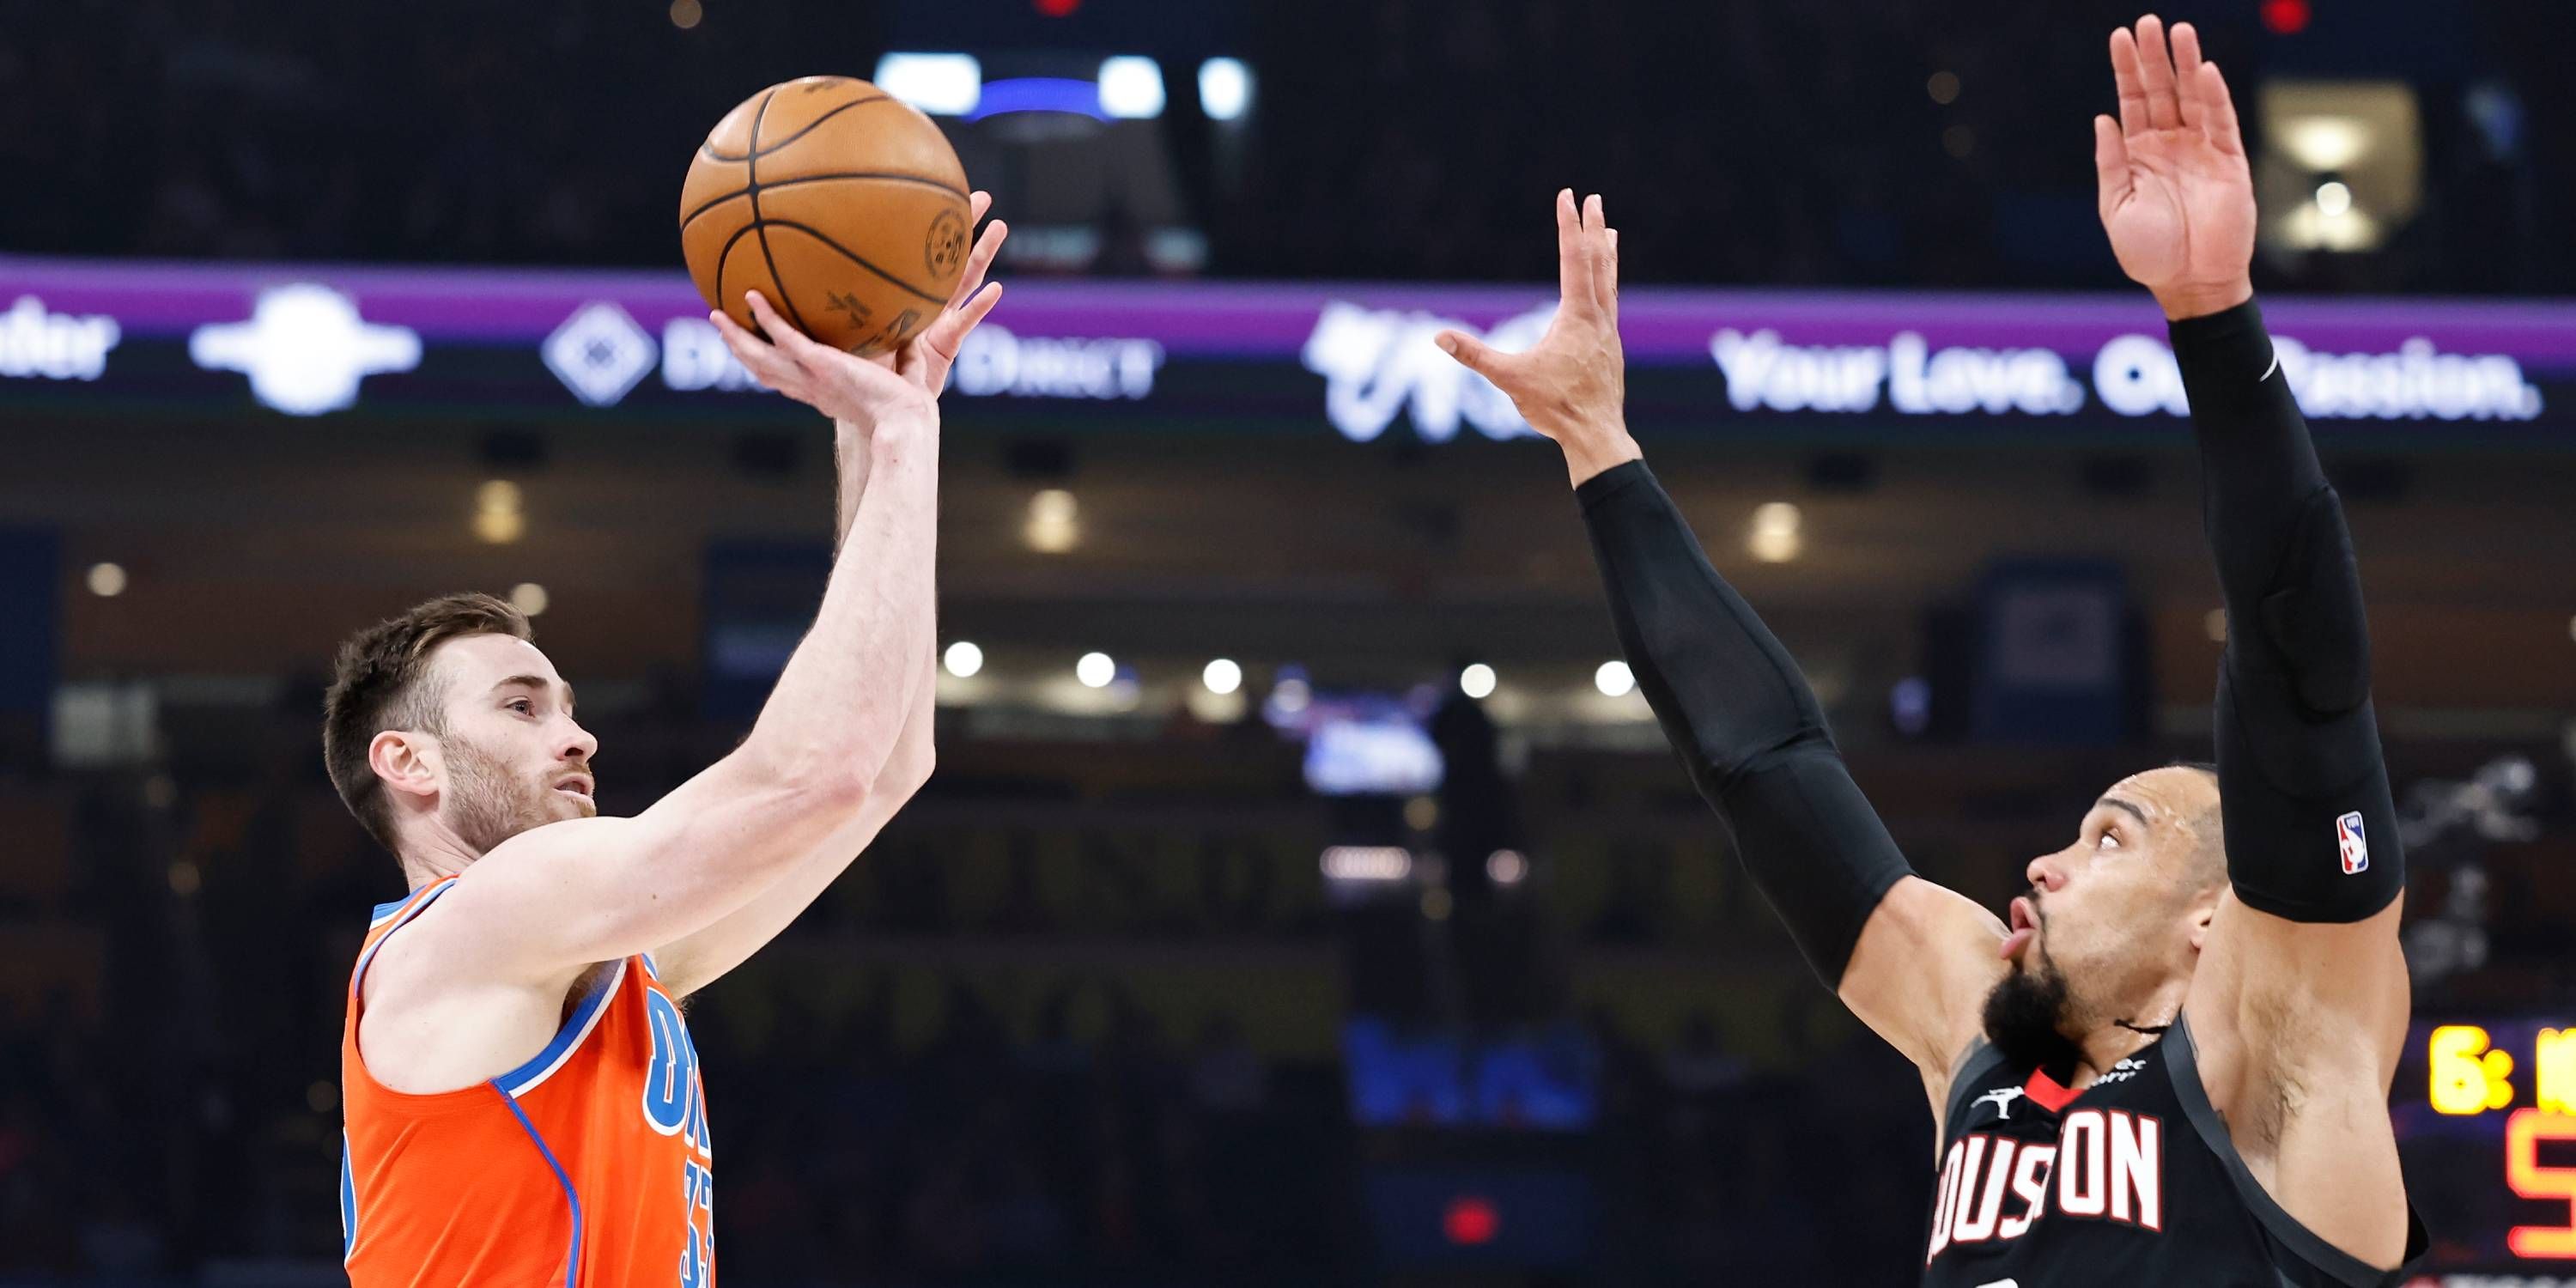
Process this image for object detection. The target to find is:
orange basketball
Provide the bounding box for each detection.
[680,76,971,355]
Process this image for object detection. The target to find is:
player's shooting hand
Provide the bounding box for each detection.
[1434,190,1640,487]
[2096,16,2257,321]
[709,191,1007,434]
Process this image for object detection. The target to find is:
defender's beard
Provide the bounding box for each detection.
[442,735,550,854]
[1981,951,2086,1075]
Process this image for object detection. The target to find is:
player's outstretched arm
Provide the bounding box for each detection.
[641,200,1005,998]
[1437,194,2009,1099]
[406,214,1004,989]
[2096,16,2413,1267]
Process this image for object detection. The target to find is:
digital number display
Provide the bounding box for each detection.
[2401,1020,2576,1268]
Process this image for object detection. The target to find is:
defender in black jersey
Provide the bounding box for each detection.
[1435,15,2428,1285]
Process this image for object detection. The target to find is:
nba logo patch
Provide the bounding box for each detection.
[2336,811,2369,875]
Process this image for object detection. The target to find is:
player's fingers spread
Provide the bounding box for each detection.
[2093,114,2133,204]
[2135,15,2181,131]
[2170,22,2206,127]
[969,190,993,225]
[2110,27,2149,137]
[951,220,1006,308]
[924,282,1004,361]
[1554,188,1594,307]
[2201,62,2245,155]
[954,279,1004,334]
[743,291,819,361]
[1590,215,1617,315]
[1435,330,1504,379]
[708,308,765,352]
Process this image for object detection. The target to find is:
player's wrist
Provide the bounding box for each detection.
[1559,423,1643,489]
[2154,278,2256,324]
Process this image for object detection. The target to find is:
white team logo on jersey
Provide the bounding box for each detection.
[1972,1086,2027,1121]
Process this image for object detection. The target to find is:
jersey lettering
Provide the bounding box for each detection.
[1925,1110,2164,1266]
[642,986,715,1285]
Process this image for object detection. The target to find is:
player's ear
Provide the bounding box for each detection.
[2185,889,2220,953]
[371,729,442,802]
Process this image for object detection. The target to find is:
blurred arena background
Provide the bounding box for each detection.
[3,0,2574,1283]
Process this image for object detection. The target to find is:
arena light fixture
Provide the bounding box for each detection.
[86,562,126,598]
[1321,846,1412,883]
[1748,501,1803,563]
[967,77,1107,123]
[1203,658,1242,696]
[1077,651,1116,689]
[2315,179,2354,217]
[1486,849,1529,886]
[1594,660,1635,698]
[1097,57,1165,120]
[1460,663,1497,700]
[873,53,981,117]
[509,582,550,617]
[1198,58,1252,121]
[1024,488,1079,554]
[944,641,984,678]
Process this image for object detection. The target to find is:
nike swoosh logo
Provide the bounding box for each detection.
[2260,349,2281,382]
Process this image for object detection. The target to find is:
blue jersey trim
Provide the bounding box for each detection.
[352,881,456,998]
[495,960,627,1096]
[339,1133,357,1263]
[496,1088,585,1288]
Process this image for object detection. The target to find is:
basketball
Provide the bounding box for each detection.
[680,76,971,355]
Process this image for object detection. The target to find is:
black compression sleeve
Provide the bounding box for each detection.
[1577,461,1912,986]
[2173,301,2403,921]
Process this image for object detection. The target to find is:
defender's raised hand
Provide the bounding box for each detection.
[1435,190,1640,486]
[2096,16,2257,321]
[710,191,1008,430]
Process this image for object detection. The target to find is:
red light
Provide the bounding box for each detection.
[1035,0,1081,15]
[2261,0,2311,34]
[1443,1196,1500,1246]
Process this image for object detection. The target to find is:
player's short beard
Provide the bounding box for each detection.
[1982,950,2086,1075]
[442,734,545,854]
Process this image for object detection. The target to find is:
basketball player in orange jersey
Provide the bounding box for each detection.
[330,198,1004,1287]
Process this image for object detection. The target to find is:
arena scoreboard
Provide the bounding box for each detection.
[2398,1017,2576,1277]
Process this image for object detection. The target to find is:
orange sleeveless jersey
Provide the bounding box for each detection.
[339,878,716,1288]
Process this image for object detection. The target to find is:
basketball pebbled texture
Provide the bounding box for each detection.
[680,76,970,355]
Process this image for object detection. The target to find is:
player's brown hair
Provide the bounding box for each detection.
[322,593,533,854]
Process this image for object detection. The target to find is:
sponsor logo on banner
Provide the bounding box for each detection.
[544,302,657,406]
[190,283,420,416]
[949,325,1163,400]
[1710,330,2086,416]
[1303,301,1548,442]
[1710,328,2543,423]
[2096,333,2543,421]
[650,315,1164,403]
[0,295,121,380]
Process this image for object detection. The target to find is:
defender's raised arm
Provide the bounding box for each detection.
[2095,17,2416,1267]
[1439,193,2011,1107]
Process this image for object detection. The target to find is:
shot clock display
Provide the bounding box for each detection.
[2397,1018,2576,1270]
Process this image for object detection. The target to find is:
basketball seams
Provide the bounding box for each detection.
[759,220,954,305]
[744,88,817,339]
[679,172,970,234]
[696,93,894,162]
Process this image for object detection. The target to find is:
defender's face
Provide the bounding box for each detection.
[2004,767,2219,1010]
[425,635,598,849]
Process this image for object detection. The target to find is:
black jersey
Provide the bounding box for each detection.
[1921,1016,2426,1287]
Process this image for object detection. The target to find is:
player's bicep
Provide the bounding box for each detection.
[422,750,868,980]
[1837,876,2011,1079]
[2191,890,2410,1099]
